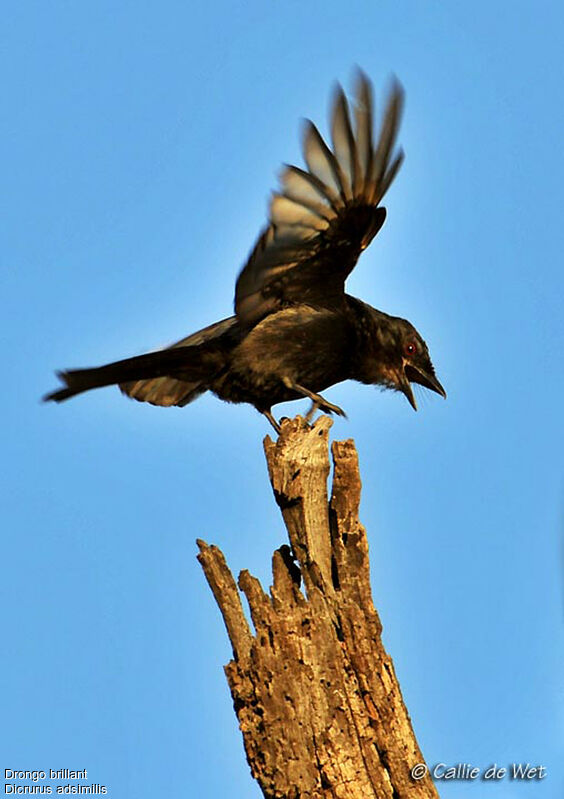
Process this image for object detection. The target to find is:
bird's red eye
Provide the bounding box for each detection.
[405,341,417,356]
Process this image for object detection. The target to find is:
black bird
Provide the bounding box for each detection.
[44,72,446,432]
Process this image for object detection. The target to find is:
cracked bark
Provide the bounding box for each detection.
[197,416,438,799]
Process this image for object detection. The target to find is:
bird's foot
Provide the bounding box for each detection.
[317,397,347,418]
[280,378,347,422]
[305,398,347,423]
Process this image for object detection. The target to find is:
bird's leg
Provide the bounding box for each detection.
[282,377,347,419]
[304,401,319,424]
[262,408,281,434]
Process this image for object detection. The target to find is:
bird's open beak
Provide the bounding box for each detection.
[402,364,447,411]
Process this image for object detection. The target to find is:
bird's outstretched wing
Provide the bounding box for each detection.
[235,72,404,326]
[120,316,237,407]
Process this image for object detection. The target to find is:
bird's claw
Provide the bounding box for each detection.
[283,377,347,423]
[305,399,347,423]
[320,400,347,418]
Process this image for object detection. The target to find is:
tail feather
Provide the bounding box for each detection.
[43,344,223,404]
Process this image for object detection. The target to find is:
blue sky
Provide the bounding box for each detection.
[2,1,563,796]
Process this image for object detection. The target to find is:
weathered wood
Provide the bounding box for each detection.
[197,416,438,799]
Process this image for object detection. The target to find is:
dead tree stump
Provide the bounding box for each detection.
[197,416,438,799]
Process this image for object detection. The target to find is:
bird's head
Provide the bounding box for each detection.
[385,317,446,410]
[359,312,446,410]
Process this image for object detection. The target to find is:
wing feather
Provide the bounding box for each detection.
[303,121,347,201]
[353,69,374,190]
[278,165,339,219]
[120,316,237,407]
[270,194,330,230]
[369,77,404,204]
[235,73,404,325]
[330,86,358,198]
